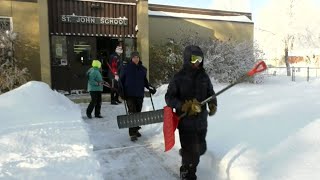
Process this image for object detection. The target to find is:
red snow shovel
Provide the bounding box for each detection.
[163,61,267,152]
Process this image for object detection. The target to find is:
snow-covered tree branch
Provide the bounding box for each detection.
[150,29,264,85]
[0,30,30,93]
[202,39,263,83]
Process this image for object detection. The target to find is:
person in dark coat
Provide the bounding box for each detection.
[120,51,156,141]
[108,46,123,105]
[165,45,217,180]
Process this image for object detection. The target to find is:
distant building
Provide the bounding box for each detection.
[0,0,253,93]
[288,56,304,64]
[289,48,320,66]
[148,4,253,44]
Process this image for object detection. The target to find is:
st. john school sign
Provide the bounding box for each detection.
[61,15,128,26]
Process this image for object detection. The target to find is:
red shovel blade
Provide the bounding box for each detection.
[247,61,267,76]
[163,106,179,152]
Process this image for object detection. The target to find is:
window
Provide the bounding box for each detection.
[0,17,12,33]
[51,36,68,66]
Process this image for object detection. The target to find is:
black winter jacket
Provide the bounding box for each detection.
[165,45,217,131]
[120,61,150,98]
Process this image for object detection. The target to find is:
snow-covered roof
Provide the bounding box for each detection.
[75,0,136,5]
[148,10,253,23]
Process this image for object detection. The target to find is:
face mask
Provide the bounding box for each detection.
[191,55,203,64]
[116,48,123,54]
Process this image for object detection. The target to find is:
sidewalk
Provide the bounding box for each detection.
[68,93,111,103]
[80,102,180,180]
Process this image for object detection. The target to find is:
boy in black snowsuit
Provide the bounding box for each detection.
[165,45,217,180]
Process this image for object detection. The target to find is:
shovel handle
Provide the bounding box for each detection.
[179,61,267,119]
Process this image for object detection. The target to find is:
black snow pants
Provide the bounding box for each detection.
[86,91,102,116]
[126,97,144,136]
[110,79,119,103]
[179,129,207,180]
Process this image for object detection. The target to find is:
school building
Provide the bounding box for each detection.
[0,0,253,93]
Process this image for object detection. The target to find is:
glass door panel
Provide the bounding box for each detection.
[68,37,97,93]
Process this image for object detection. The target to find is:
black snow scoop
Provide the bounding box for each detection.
[117,61,267,129]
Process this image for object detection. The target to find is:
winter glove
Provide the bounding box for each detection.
[181,98,201,116]
[208,103,217,116]
[114,75,119,81]
[149,86,157,95]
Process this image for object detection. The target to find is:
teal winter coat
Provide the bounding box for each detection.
[87,67,103,92]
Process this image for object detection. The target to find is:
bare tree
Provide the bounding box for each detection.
[282,0,296,76]
[255,0,320,71]
[284,35,294,76]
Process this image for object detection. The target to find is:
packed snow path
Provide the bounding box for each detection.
[80,102,217,180]
[80,103,180,180]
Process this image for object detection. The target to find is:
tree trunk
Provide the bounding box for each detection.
[284,46,291,76]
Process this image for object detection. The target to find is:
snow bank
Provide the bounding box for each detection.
[0,81,102,179]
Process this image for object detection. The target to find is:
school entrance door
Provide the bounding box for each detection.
[50,35,134,94]
[50,36,96,94]
[68,37,97,93]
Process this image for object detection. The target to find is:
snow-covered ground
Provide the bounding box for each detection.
[1,76,320,179]
[0,82,102,179]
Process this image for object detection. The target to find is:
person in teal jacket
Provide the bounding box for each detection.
[86,60,104,119]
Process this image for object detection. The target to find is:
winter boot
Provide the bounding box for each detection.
[180,165,188,180]
[180,164,197,180]
[135,126,141,137]
[111,101,118,105]
[86,113,92,119]
[136,131,141,137]
[130,136,138,141]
